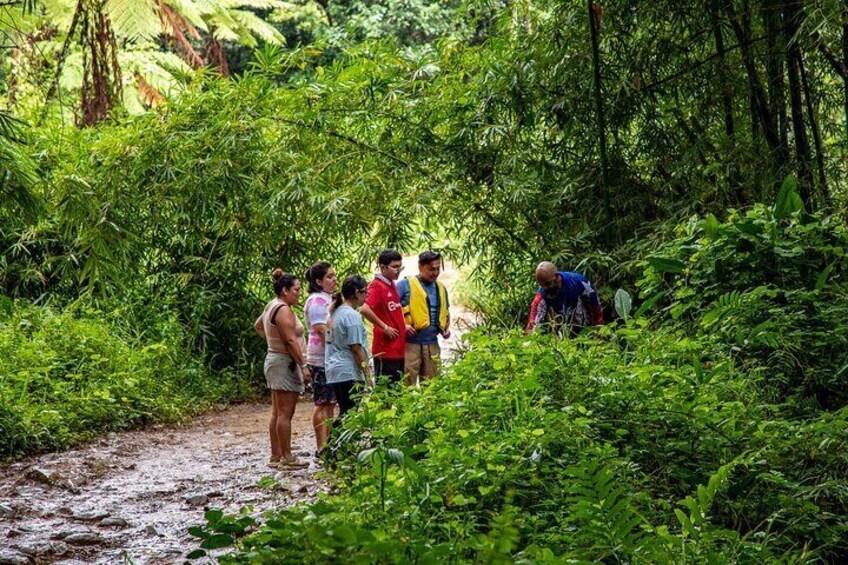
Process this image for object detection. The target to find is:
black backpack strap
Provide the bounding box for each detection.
[269,303,286,326]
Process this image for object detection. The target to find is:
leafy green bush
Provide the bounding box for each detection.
[208,203,848,563]
[638,203,848,409]
[211,326,846,562]
[0,299,238,457]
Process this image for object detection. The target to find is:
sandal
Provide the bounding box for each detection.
[276,456,309,469]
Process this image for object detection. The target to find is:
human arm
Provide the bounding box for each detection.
[525,294,546,334]
[441,289,451,339]
[254,314,265,338]
[306,296,329,347]
[361,303,400,340]
[276,306,311,379]
[349,343,373,387]
[397,279,416,336]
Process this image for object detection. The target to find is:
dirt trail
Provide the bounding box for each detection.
[0,401,323,564]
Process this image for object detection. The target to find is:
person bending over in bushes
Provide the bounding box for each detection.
[255,269,311,470]
[526,261,604,336]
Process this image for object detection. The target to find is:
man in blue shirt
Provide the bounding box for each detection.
[526,261,604,335]
[397,251,451,386]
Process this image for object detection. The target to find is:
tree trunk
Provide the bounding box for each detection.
[588,1,612,220]
[843,2,848,144]
[80,5,122,127]
[723,0,782,160]
[711,0,735,138]
[762,0,788,152]
[799,52,831,206]
[783,0,814,206]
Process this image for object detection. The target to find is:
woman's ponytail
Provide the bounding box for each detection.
[329,291,344,313]
[329,275,367,313]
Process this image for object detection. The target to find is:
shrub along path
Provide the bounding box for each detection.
[0,400,325,564]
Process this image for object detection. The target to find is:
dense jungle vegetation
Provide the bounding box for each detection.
[2,0,848,561]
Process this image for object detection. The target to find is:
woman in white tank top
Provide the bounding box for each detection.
[254,269,310,469]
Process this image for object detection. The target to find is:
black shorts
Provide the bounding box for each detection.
[308,365,337,406]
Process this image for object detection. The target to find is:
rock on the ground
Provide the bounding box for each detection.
[0,549,30,565]
[100,517,128,527]
[26,467,58,485]
[51,530,84,540]
[71,510,110,522]
[12,542,64,558]
[0,504,14,516]
[63,532,104,546]
[184,494,208,506]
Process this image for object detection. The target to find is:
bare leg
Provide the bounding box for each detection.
[269,391,283,461]
[313,404,335,451]
[312,405,326,451]
[276,391,299,459]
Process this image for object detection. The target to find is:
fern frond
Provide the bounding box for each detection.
[106,0,161,40]
[229,9,285,45]
[59,50,84,90]
[162,0,208,32]
[566,461,647,561]
[206,12,242,43]
[44,0,77,30]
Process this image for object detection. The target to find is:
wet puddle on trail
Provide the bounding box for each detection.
[0,401,325,564]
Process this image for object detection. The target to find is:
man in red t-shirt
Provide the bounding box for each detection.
[361,249,407,384]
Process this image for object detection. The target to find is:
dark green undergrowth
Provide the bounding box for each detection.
[198,202,848,564]
[0,298,245,457]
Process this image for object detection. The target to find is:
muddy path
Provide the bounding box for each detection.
[0,401,325,564]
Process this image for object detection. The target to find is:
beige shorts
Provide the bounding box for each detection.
[404,342,441,386]
[264,352,304,393]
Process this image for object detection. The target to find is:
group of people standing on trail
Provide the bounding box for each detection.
[255,249,604,470]
[254,249,451,470]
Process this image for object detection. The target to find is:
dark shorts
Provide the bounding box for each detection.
[309,365,336,406]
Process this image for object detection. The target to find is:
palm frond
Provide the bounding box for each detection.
[0,110,27,144]
[205,10,242,43]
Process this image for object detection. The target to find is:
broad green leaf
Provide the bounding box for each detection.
[646,256,685,274]
[701,214,720,239]
[614,288,632,321]
[815,261,836,291]
[774,175,804,219]
[200,533,234,550]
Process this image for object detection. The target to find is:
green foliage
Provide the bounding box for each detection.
[3,71,429,371]
[614,288,632,320]
[638,203,848,408]
[207,206,848,563]
[0,299,236,457]
[212,319,848,562]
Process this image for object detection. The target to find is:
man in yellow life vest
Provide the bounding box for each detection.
[396,251,451,386]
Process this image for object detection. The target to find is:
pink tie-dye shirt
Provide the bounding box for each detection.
[304,292,332,367]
